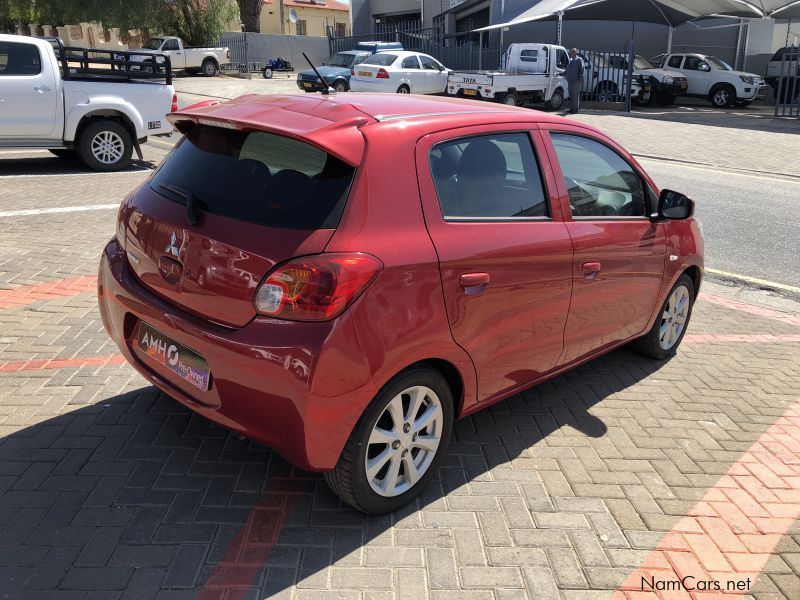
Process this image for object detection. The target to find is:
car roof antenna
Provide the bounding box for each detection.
[303,52,335,95]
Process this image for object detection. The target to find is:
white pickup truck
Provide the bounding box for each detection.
[0,34,176,171]
[447,43,570,109]
[132,36,230,77]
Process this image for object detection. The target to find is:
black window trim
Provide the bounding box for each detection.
[428,129,555,224]
[548,130,657,222]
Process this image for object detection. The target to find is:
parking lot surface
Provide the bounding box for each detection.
[1,143,800,599]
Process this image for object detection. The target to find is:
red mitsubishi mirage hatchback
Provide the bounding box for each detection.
[98,93,703,513]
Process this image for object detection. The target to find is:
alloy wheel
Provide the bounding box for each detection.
[365,385,443,497]
[714,89,731,106]
[659,285,691,350]
[90,131,125,165]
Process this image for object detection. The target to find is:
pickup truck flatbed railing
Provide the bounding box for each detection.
[40,37,173,85]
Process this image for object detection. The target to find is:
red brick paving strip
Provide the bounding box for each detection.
[612,400,800,599]
[0,355,127,372]
[0,275,98,309]
[701,293,800,329]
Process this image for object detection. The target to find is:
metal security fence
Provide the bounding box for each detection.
[774,47,800,118]
[577,46,637,112]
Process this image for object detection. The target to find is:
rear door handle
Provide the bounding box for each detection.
[460,272,490,295]
[582,262,602,280]
[34,85,53,93]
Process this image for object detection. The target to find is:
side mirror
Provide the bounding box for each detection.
[652,189,694,221]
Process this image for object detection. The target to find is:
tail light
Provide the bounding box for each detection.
[377,68,390,79]
[351,67,355,76]
[226,49,230,60]
[254,254,382,321]
[171,93,178,112]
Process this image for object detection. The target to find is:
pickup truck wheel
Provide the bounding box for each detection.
[501,92,519,106]
[630,274,695,360]
[637,88,655,106]
[262,67,273,79]
[334,80,348,93]
[202,59,219,77]
[595,82,619,102]
[544,89,564,110]
[78,120,133,172]
[710,84,735,108]
[324,367,453,514]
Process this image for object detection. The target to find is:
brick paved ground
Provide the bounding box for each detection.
[1,141,799,600]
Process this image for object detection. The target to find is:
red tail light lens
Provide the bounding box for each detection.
[351,67,355,76]
[171,93,178,112]
[226,49,231,60]
[377,68,390,79]
[254,254,383,321]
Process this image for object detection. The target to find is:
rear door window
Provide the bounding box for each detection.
[150,126,356,229]
[402,56,421,69]
[429,132,550,220]
[0,41,42,76]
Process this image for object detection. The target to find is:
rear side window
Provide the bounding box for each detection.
[364,53,397,66]
[0,41,42,76]
[150,126,355,229]
[430,133,550,220]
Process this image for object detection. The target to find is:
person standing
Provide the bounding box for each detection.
[564,48,585,114]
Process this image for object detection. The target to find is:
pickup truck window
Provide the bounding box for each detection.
[556,49,569,70]
[550,133,647,219]
[142,38,165,50]
[0,41,41,76]
[683,57,707,71]
[430,133,549,220]
[667,56,683,69]
[163,39,180,51]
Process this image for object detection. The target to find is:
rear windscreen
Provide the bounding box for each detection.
[150,126,356,229]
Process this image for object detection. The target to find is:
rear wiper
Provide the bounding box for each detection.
[157,183,203,226]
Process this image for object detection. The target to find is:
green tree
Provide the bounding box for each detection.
[1,0,240,46]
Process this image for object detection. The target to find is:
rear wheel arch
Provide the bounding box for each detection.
[75,110,139,146]
[682,265,702,298]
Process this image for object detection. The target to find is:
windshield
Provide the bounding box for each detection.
[142,38,164,50]
[363,53,398,67]
[326,53,357,68]
[634,55,653,70]
[705,56,731,70]
[150,126,356,230]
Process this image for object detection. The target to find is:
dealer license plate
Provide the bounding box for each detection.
[359,71,372,77]
[136,321,211,392]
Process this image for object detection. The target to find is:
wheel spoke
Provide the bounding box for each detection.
[366,447,394,480]
[405,387,425,423]
[369,426,397,446]
[412,403,441,435]
[403,454,420,485]
[412,434,439,453]
[385,394,404,431]
[381,455,402,496]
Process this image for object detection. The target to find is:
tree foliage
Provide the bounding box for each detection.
[1,0,241,45]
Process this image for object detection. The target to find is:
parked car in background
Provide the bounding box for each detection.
[659,53,767,107]
[297,50,372,92]
[131,36,230,77]
[0,35,175,171]
[353,41,404,53]
[99,92,703,514]
[447,43,569,109]
[765,46,799,102]
[576,52,648,104]
[581,53,686,106]
[350,51,449,94]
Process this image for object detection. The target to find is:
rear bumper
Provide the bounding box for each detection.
[98,239,378,471]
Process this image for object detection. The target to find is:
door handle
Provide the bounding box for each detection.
[460,272,490,295]
[582,262,602,280]
[34,85,53,93]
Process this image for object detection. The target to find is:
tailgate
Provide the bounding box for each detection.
[448,72,493,86]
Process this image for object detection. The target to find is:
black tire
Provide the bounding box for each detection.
[630,274,695,360]
[710,84,735,108]
[262,68,273,79]
[656,94,676,106]
[333,80,348,93]
[500,92,519,106]
[637,87,655,106]
[324,367,454,514]
[595,82,619,102]
[544,88,564,110]
[77,120,133,172]
[396,84,410,94]
[201,58,219,77]
[48,149,78,159]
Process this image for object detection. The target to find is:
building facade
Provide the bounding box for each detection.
[261,0,350,37]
